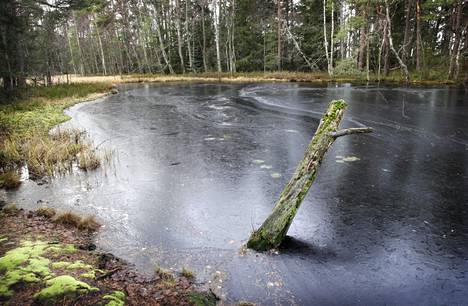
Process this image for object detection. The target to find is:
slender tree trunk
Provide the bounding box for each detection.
[201,0,208,72]
[154,3,174,74]
[66,25,77,75]
[385,0,410,83]
[175,0,185,73]
[415,0,422,71]
[448,0,462,80]
[330,0,334,75]
[93,13,107,75]
[214,0,222,73]
[323,0,330,74]
[73,12,85,75]
[277,0,282,71]
[185,0,194,72]
[402,0,413,64]
[357,3,368,70]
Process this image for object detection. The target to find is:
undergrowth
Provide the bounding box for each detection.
[0,83,112,186]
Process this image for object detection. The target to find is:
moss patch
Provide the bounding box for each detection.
[103,290,126,306]
[0,240,55,297]
[34,275,99,301]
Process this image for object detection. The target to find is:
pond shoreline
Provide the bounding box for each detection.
[52,72,462,87]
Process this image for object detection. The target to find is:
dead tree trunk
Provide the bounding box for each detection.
[247,100,372,251]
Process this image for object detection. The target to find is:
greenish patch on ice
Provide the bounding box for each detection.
[270,172,282,179]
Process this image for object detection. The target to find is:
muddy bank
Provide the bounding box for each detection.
[0,203,216,305]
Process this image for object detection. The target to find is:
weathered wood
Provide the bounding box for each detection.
[247,100,372,251]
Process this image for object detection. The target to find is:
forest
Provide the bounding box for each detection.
[1,0,467,89]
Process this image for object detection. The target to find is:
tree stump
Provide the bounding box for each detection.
[247,100,372,251]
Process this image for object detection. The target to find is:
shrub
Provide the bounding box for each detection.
[333,58,366,78]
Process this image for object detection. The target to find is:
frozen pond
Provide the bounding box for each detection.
[7,82,468,305]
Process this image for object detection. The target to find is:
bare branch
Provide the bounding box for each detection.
[329,127,373,138]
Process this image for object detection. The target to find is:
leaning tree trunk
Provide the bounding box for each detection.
[247,100,372,251]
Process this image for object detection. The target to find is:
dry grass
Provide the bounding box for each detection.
[2,203,19,213]
[36,207,57,218]
[53,211,101,232]
[155,265,175,281]
[52,72,333,85]
[78,150,101,171]
[181,267,195,279]
[0,171,21,189]
[54,211,82,227]
[78,216,101,231]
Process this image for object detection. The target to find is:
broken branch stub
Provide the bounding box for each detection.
[246,100,372,251]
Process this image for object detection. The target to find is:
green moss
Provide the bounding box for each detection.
[0,235,7,243]
[0,241,53,298]
[0,240,81,299]
[51,260,92,271]
[103,290,126,306]
[34,275,99,301]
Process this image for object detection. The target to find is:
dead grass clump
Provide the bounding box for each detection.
[54,211,81,227]
[36,207,56,218]
[2,203,19,213]
[0,171,21,189]
[181,267,195,279]
[0,138,21,169]
[78,150,101,171]
[23,130,86,178]
[78,216,101,231]
[155,266,174,281]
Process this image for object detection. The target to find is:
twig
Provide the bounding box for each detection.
[329,127,373,138]
[96,268,121,280]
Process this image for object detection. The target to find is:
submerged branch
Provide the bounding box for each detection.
[329,127,373,138]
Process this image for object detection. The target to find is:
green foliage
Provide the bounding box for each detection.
[103,290,126,306]
[333,59,365,78]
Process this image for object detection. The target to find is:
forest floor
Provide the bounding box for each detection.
[52,71,461,86]
[0,202,217,305]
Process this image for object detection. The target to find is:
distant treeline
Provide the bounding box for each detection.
[1,0,466,89]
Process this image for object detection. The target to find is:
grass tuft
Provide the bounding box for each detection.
[0,171,21,189]
[155,265,174,281]
[2,203,19,213]
[181,267,195,279]
[78,150,101,171]
[36,207,56,219]
[77,216,101,231]
[54,212,82,227]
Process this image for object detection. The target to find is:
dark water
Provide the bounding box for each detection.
[6,83,468,305]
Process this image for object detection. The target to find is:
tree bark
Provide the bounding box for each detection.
[323,0,330,74]
[214,0,222,73]
[277,0,282,71]
[448,0,462,80]
[401,0,413,64]
[415,0,422,71]
[330,0,334,76]
[175,0,186,73]
[357,3,368,70]
[201,0,208,72]
[247,100,372,251]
